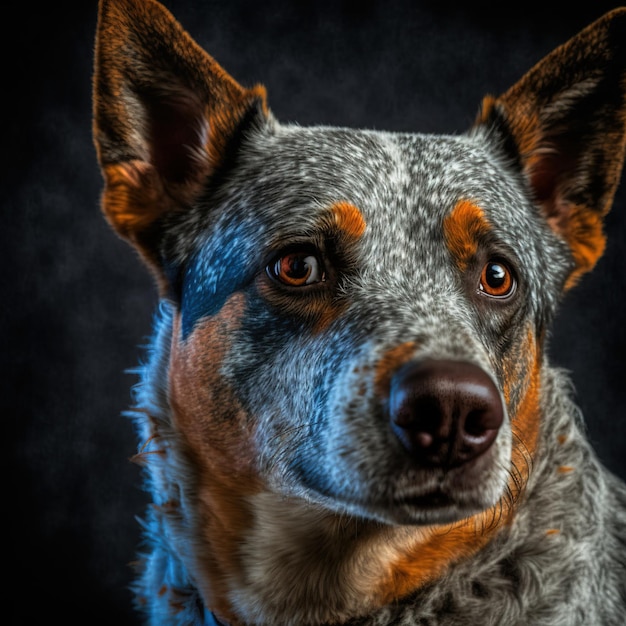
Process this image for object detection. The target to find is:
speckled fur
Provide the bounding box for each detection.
[93,1,626,624]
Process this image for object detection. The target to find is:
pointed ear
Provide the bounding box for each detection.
[474,9,626,289]
[92,0,269,283]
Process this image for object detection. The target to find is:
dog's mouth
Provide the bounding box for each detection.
[306,464,503,526]
[290,426,509,526]
[384,451,508,524]
[386,478,489,524]
[345,447,509,525]
[384,491,492,525]
[399,489,453,509]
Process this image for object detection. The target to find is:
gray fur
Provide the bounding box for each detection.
[93,2,626,623]
[125,118,626,625]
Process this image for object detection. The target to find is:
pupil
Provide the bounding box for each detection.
[286,256,309,278]
[487,263,505,286]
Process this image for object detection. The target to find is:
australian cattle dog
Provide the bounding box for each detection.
[93,0,626,623]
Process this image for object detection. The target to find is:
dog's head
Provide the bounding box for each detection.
[93,0,626,618]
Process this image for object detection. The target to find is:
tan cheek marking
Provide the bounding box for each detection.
[313,302,345,334]
[443,199,492,271]
[374,343,417,398]
[169,294,261,620]
[500,326,541,475]
[509,327,541,485]
[375,328,542,603]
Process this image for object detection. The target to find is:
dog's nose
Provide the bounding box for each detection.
[389,360,504,467]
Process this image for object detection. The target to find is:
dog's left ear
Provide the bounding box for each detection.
[475,9,626,289]
[92,0,269,287]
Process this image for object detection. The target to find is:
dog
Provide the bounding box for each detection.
[92,0,626,624]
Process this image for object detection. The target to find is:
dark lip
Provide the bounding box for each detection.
[399,490,454,508]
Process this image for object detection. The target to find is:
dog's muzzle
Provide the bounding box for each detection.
[389,360,503,468]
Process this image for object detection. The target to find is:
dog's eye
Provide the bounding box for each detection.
[268,251,325,287]
[479,260,515,298]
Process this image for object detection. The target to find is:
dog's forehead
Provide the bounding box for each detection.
[220,123,538,251]
[187,123,551,262]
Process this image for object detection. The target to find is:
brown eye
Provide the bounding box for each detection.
[479,260,515,298]
[269,251,325,286]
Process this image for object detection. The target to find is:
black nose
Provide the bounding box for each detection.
[389,360,504,468]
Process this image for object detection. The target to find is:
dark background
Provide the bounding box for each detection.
[7,1,626,622]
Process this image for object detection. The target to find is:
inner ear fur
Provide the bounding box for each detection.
[92,0,268,278]
[475,8,626,289]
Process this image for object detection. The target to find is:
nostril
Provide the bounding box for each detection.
[465,410,489,437]
[388,359,504,467]
[464,406,502,437]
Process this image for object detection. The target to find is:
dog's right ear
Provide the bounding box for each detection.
[473,9,626,290]
[93,0,268,285]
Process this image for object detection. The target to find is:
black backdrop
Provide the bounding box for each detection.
[7,1,626,622]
